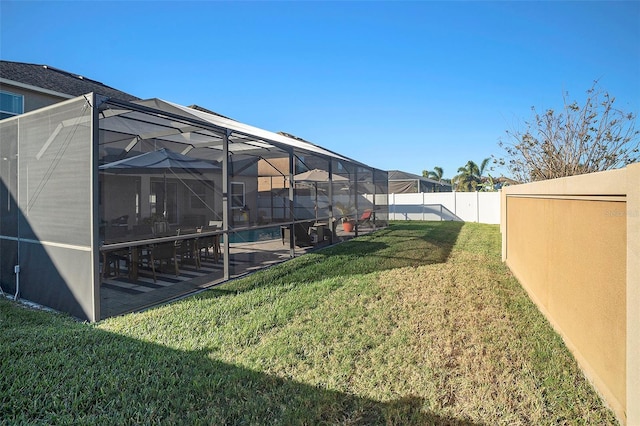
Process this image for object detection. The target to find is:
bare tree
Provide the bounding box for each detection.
[499,81,640,182]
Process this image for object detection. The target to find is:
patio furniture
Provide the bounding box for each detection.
[149,242,179,282]
[309,222,330,245]
[281,222,313,247]
[175,229,201,270]
[356,209,374,229]
[198,225,220,263]
[102,248,130,279]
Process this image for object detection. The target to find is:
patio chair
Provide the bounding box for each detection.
[356,209,374,229]
[102,248,130,279]
[175,229,200,270]
[198,225,220,263]
[207,221,223,262]
[149,242,179,282]
[209,220,223,228]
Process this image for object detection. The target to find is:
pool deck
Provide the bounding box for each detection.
[100,226,376,319]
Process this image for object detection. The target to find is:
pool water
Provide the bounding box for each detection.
[227,226,281,243]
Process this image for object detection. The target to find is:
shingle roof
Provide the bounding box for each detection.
[388,169,444,184]
[0,60,140,101]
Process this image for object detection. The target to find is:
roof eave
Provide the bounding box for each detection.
[0,77,74,100]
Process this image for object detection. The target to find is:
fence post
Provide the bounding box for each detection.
[390,193,394,221]
[422,192,426,221]
[454,191,457,218]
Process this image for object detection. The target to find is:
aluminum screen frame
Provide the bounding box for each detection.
[0,95,98,321]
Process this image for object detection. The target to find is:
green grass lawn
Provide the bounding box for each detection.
[0,222,619,425]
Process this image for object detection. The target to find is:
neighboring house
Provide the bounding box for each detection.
[388,170,452,193]
[0,60,139,118]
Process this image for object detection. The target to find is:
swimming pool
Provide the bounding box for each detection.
[227,226,281,243]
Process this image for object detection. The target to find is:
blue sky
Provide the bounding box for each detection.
[2,1,639,179]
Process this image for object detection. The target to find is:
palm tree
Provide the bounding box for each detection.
[427,166,444,182]
[453,158,490,191]
[453,161,478,191]
[425,166,446,192]
[478,158,490,178]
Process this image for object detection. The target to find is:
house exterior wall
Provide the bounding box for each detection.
[100,174,224,233]
[0,81,69,113]
[101,175,139,230]
[238,175,259,226]
[258,157,290,193]
[501,163,640,425]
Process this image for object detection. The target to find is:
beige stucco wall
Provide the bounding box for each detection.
[626,164,640,425]
[502,163,640,425]
[506,196,626,415]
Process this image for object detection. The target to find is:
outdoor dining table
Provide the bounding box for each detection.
[100,228,221,281]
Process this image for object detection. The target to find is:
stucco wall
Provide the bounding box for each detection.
[1,83,69,113]
[502,163,640,425]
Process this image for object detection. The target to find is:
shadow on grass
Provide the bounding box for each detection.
[0,301,482,425]
[98,222,464,318]
[220,221,464,295]
[323,221,463,265]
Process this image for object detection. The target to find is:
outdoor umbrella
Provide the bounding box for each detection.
[100,148,220,219]
[294,169,348,220]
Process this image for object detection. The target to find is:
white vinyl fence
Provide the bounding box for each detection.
[388,192,501,224]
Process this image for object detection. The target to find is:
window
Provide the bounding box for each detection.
[150,181,178,223]
[0,91,24,119]
[231,182,245,210]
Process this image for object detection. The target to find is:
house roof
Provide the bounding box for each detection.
[388,169,448,185]
[1,61,378,171]
[387,169,451,193]
[0,60,140,101]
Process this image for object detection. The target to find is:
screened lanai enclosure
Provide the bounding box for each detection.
[0,93,389,321]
